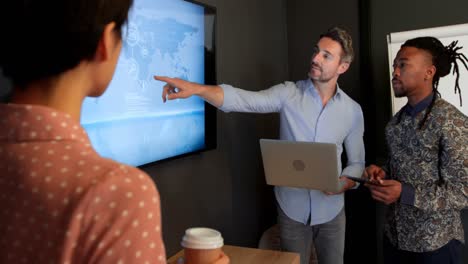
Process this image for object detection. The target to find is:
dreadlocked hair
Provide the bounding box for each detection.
[397,36,468,129]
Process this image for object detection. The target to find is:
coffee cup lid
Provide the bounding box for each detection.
[181,227,224,249]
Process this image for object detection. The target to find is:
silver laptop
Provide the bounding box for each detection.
[259,139,341,192]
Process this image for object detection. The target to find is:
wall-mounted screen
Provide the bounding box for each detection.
[81,0,217,167]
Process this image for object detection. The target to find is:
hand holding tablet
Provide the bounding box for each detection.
[345,176,381,185]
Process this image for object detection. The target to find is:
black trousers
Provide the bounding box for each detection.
[383,236,464,264]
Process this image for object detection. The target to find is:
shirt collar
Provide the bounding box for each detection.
[404,93,434,118]
[307,78,343,100]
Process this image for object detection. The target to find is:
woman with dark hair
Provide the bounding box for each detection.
[0,1,228,263]
[364,37,468,264]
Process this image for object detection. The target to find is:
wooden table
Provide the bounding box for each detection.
[168,245,300,264]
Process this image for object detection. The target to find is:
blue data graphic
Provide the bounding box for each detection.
[81,0,206,166]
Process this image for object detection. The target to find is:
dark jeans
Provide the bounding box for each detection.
[277,206,345,264]
[384,236,464,264]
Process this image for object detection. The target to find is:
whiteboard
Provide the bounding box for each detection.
[387,23,468,116]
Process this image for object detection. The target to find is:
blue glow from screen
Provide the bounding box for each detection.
[81,0,206,166]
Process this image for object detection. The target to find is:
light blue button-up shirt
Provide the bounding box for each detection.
[219,79,365,225]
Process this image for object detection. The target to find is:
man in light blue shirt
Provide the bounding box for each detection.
[155,27,365,264]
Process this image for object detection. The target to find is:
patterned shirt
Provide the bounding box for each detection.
[384,97,468,252]
[0,104,166,263]
[220,79,365,225]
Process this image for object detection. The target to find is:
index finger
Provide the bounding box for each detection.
[154,75,170,82]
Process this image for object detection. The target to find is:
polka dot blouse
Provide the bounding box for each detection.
[0,104,166,263]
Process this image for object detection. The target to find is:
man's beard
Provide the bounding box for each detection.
[308,70,334,83]
[392,79,406,97]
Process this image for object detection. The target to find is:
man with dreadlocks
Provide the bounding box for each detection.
[364,36,468,264]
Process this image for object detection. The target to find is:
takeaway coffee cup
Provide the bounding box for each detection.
[181,227,224,264]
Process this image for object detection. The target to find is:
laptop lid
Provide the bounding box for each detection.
[259,139,341,192]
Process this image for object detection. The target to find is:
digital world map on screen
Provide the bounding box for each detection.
[81,0,206,166]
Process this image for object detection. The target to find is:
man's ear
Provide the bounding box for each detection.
[337,61,350,75]
[425,65,436,81]
[94,22,117,62]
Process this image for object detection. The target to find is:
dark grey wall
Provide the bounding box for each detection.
[286,0,362,102]
[367,0,468,263]
[141,0,289,256]
[0,70,12,102]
